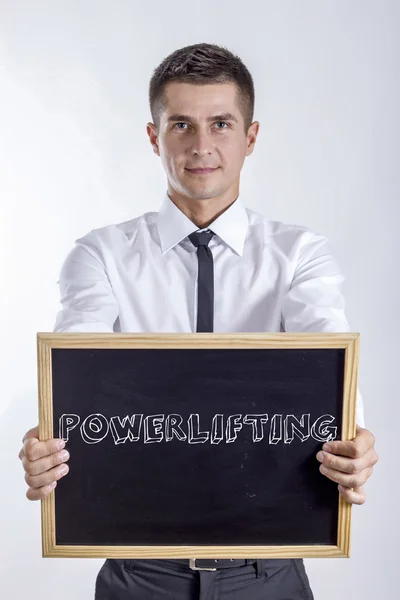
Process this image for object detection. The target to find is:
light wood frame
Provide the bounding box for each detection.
[37,331,359,559]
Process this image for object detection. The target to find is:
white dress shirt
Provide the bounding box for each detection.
[54,191,365,426]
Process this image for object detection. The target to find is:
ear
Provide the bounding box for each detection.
[147,122,160,156]
[246,121,260,156]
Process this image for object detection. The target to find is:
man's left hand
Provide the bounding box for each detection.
[316,425,378,505]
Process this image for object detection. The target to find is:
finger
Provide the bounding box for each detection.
[22,448,70,476]
[323,427,375,459]
[23,436,65,462]
[319,464,373,488]
[338,485,366,505]
[316,447,377,474]
[25,461,69,490]
[322,440,359,458]
[26,481,58,501]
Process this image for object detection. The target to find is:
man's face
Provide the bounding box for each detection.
[147,82,259,202]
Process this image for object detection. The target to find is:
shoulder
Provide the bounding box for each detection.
[72,210,158,257]
[245,206,332,258]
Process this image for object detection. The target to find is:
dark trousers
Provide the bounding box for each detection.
[94,558,314,599]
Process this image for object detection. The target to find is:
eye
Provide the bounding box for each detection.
[215,121,229,129]
[173,122,229,130]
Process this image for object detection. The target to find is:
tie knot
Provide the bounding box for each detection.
[188,229,214,248]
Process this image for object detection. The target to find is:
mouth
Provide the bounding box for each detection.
[186,167,219,175]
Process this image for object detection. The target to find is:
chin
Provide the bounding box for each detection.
[190,189,224,201]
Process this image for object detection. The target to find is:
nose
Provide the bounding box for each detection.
[190,130,213,156]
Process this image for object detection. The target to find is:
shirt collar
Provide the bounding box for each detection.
[157,191,249,256]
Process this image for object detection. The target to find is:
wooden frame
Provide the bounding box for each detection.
[37,331,359,559]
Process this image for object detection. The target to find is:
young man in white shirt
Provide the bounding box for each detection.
[19,42,378,599]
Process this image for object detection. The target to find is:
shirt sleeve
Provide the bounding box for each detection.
[281,230,365,428]
[53,233,119,333]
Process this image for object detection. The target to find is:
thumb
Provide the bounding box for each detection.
[22,425,39,444]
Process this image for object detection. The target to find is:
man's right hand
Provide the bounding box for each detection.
[18,425,70,500]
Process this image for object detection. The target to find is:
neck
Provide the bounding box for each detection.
[167,185,239,229]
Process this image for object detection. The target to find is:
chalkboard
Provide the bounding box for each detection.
[37,332,359,559]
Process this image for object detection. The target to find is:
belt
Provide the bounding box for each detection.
[187,558,257,571]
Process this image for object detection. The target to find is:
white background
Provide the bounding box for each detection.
[0,1,398,598]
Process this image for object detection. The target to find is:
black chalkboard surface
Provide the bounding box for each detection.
[37,333,359,559]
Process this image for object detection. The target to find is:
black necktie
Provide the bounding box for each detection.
[188,229,215,332]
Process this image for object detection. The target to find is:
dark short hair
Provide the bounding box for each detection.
[149,42,255,133]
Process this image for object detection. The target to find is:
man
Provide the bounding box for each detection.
[19,42,378,599]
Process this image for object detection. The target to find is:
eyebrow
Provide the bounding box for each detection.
[167,113,238,124]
